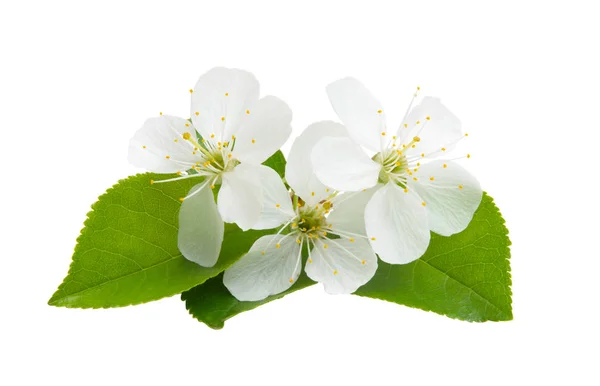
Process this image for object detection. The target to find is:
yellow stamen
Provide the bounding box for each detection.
[276,243,281,249]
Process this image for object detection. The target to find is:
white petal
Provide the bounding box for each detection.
[365,183,430,264]
[398,97,463,157]
[252,165,295,230]
[328,186,380,237]
[408,160,482,236]
[305,238,377,294]
[312,137,381,192]
[128,115,202,173]
[286,121,348,205]
[218,163,262,230]
[326,77,386,152]
[232,96,292,165]
[223,234,302,301]
[190,67,259,143]
[178,182,224,267]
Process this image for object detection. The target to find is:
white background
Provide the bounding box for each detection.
[1,1,598,384]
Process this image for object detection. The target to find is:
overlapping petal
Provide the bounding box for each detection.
[223,234,302,301]
[286,121,347,205]
[305,238,377,294]
[312,137,380,192]
[252,166,295,230]
[218,163,263,231]
[364,183,430,264]
[326,77,387,152]
[408,160,482,236]
[178,182,224,267]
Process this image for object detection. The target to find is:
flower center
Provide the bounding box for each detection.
[373,148,408,184]
[294,204,328,238]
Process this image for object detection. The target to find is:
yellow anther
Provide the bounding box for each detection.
[417,86,421,91]
[323,231,328,237]
[185,123,190,127]
[292,223,297,227]
[422,201,426,206]
[404,188,408,193]
[328,224,332,228]
[276,243,281,249]
[323,244,328,249]
[202,138,206,143]
[308,259,313,263]
[371,237,376,241]
[411,144,416,148]
[179,197,185,202]
[189,89,193,93]
[458,185,464,189]
[227,154,232,158]
[276,204,281,208]
[465,133,469,137]
[261,251,265,255]
[333,270,338,275]
[210,134,215,138]
[430,176,435,181]
[413,177,418,181]
[413,136,421,142]
[210,185,215,189]
[326,188,330,192]
[426,116,431,121]
[416,120,420,125]
[349,238,355,242]
[361,260,366,265]
[467,154,471,158]
[443,163,447,168]
[221,116,225,121]
[225,92,229,96]
[417,162,421,166]
[311,191,315,196]
[159,112,163,115]
[377,109,383,114]
[393,135,397,140]
[176,171,182,176]
[246,109,250,114]
[218,142,222,146]
[441,147,446,151]
[183,132,191,140]
[195,111,199,116]
[165,155,171,159]
[224,142,229,146]
[421,153,425,157]
[174,139,178,143]
[142,145,146,149]
[150,180,155,184]
[395,161,400,166]
[381,132,386,136]
[231,135,236,140]
[289,278,294,283]
[296,239,301,244]
[404,123,408,128]
[392,144,397,147]
[251,139,256,144]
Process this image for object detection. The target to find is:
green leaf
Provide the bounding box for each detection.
[262,150,286,178]
[48,173,276,308]
[182,192,511,328]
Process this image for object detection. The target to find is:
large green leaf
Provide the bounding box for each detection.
[182,192,511,327]
[49,152,287,308]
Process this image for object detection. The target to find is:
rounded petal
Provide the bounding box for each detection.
[190,67,259,143]
[252,165,295,230]
[312,137,381,192]
[286,121,348,205]
[408,160,482,236]
[305,238,377,295]
[232,96,292,165]
[218,163,262,230]
[178,182,224,267]
[128,115,202,173]
[326,77,386,152]
[328,186,380,237]
[398,97,463,157]
[223,234,302,301]
[365,183,430,264]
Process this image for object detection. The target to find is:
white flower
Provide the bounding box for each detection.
[311,77,483,265]
[223,122,378,301]
[128,67,292,267]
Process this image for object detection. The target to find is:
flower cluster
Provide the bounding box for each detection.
[129,67,482,301]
